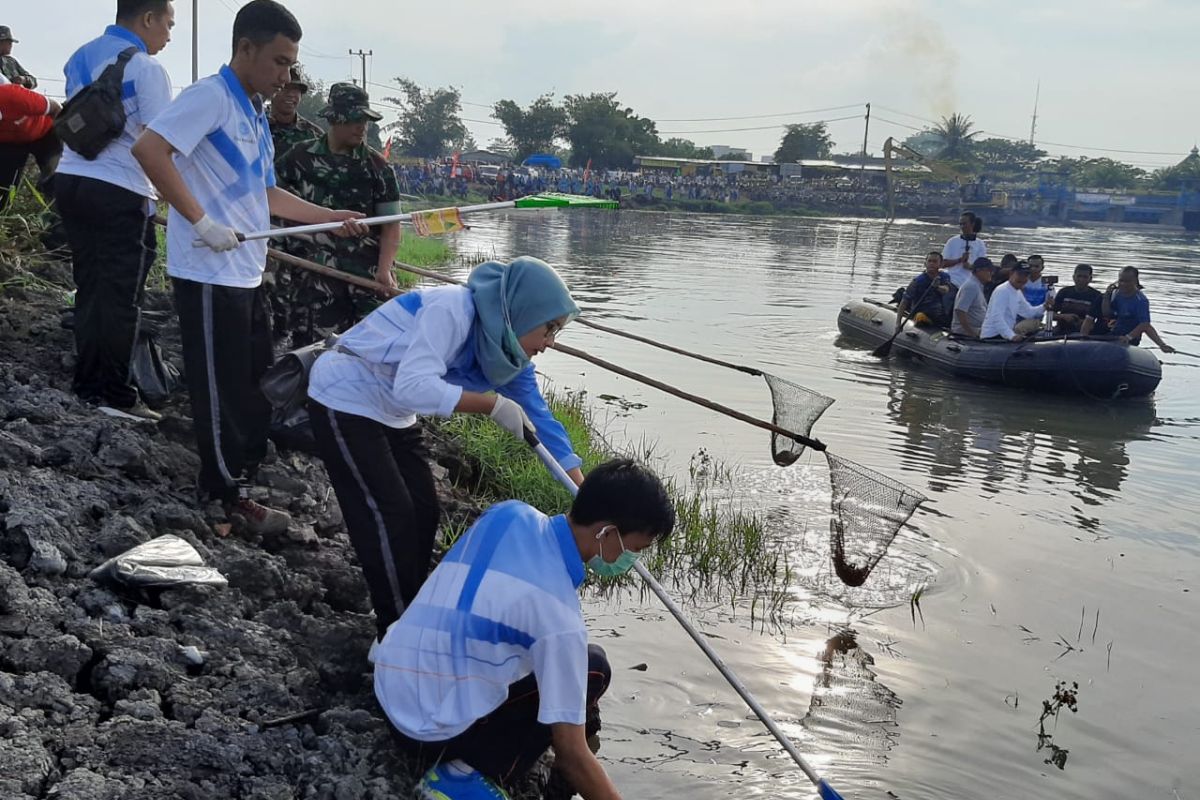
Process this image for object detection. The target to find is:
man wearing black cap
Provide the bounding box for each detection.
[268,64,322,160]
[0,27,38,89]
[272,81,400,344]
[981,260,1047,341]
[951,257,994,338]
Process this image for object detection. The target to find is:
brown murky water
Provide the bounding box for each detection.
[442,210,1199,799]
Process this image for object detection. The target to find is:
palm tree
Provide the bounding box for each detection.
[933,113,980,162]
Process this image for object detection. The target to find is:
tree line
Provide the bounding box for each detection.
[901,113,1200,192]
[338,75,1199,191]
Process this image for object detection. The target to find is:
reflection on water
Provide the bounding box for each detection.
[801,631,901,779]
[878,367,1157,511]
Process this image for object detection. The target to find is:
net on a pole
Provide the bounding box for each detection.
[765,374,835,466]
[824,453,927,587]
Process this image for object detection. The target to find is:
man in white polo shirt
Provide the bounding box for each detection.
[941,211,987,288]
[55,0,175,421]
[132,0,366,532]
[377,459,675,800]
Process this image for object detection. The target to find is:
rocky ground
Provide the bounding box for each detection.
[0,258,538,799]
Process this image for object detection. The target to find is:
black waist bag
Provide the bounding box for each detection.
[55,47,138,160]
[261,338,334,418]
[261,338,349,454]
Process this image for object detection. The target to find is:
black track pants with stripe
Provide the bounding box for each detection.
[390,644,613,786]
[309,401,441,639]
[54,174,155,408]
[173,278,273,504]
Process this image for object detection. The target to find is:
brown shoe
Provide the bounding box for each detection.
[227,498,291,535]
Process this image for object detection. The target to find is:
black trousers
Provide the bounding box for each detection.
[54,173,155,408]
[173,278,274,503]
[0,130,61,208]
[391,644,612,786]
[309,401,441,639]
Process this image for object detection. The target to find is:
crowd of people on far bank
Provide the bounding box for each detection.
[4,3,678,800]
[895,211,1175,353]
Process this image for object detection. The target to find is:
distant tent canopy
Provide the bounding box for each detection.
[522,153,562,170]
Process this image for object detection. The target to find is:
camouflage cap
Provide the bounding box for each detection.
[286,65,309,93]
[0,26,18,42]
[320,82,383,124]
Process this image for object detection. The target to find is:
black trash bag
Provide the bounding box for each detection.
[131,312,182,408]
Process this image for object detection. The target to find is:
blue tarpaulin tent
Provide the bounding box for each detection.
[522,153,562,170]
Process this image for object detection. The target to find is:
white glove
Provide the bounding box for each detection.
[194,214,241,252]
[490,395,532,440]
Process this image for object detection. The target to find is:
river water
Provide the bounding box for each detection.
[441,210,1199,800]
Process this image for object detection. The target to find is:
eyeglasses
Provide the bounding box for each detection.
[544,321,564,339]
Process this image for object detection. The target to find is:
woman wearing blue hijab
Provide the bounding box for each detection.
[307,256,582,642]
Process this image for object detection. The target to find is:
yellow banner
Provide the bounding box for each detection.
[411,207,466,237]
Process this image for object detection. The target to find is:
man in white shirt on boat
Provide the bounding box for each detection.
[941,211,987,288]
[981,261,1047,341]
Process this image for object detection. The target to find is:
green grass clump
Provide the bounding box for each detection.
[434,388,605,517]
[434,388,794,616]
[0,180,69,296]
[395,235,455,268]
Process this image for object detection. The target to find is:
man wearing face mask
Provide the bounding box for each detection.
[376,458,675,800]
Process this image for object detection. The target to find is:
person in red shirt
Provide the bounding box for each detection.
[0,83,61,207]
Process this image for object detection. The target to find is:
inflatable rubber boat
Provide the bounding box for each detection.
[837,299,1162,398]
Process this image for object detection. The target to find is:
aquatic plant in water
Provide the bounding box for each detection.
[1036,680,1080,770]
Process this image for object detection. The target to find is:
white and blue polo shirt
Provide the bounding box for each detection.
[309,284,582,471]
[375,500,590,741]
[149,65,276,288]
[57,25,173,199]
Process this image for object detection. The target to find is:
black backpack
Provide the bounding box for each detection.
[54,47,138,160]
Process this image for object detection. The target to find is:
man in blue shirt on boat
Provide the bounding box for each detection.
[897,251,952,328]
[377,458,675,800]
[1103,267,1174,353]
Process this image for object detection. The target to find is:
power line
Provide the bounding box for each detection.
[657,114,863,135]
[656,103,865,123]
[367,99,502,127]
[873,112,1190,160]
[871,115,926,133]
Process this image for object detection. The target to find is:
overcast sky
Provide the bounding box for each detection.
[7,0,1198,169]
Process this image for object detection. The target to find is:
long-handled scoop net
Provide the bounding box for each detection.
[190,193,618,246]
[523,426,846,800]
[195,226,924,588]
[256,242,835,456]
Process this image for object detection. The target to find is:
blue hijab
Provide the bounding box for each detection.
[467,256,580,386]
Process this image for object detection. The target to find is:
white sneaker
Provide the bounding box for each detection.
[97,401,162,423]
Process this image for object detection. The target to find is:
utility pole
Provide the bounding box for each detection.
[860,103,871,175]
[1029,80,1041,145]
[349,49,373,89]
[191,0,198,83]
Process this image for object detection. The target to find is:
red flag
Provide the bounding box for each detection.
[383,136,393,161]
[583,158,592,184]
[451,151,461,178]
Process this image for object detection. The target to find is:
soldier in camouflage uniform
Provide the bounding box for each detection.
[0,27,38,88]
[272,82,401,347]
[267,65,322,162]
